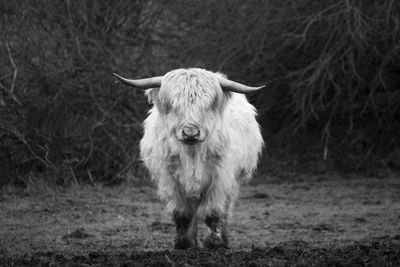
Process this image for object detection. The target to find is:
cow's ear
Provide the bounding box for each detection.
[212,90,231,112]
[145,88,171,114]
[211,72,232,111]
[144,88,159,104]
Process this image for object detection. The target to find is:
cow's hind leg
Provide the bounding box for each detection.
[173,211,198,249]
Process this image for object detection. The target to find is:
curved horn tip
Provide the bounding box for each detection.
[113,73,122,79]
[112,72,163,89]
[112,72,133,86]
[248,85,267,92]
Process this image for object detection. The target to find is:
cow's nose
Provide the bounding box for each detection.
[182,125,200,141]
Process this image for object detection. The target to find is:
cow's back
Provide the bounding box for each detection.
[222,93,264,183]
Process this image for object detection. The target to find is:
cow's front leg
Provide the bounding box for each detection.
[173,211,198,249]
[204,211,229,249]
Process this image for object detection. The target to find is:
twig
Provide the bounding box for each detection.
[116,153,138,178]
[322,123,330,160]
[4,42,17,95]
[2,37,21,105]
[87,168,95,185]
[69,167,78,186]
[0,122,54,167]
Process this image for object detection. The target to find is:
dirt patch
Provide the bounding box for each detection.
[1,239,400,266]
[62,228,94,240]
[1,176,400,265]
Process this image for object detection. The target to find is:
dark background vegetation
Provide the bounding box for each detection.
[1,0,400,187]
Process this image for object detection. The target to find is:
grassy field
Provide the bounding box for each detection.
[1,175,400,266]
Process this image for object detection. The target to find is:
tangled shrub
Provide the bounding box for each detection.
[0,0,162,185]
[160,0,400,171]
[1,0,400,186]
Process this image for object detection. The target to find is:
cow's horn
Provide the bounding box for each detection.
[113,73,162,89]
[218,77,265,94]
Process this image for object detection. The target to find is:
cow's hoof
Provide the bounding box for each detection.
[175,237,195,250]
[204,233,228,250]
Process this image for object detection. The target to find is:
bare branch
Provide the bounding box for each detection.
[2,35,21,105]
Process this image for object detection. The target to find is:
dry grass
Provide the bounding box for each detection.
[1,175,400,265]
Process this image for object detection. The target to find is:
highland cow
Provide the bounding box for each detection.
[113,68,264,249]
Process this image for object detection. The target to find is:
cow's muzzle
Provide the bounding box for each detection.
[181,125,201,145]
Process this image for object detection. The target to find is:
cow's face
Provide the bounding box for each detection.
[147,69,228,146]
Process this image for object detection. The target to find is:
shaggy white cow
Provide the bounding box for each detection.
[113,68,264,249]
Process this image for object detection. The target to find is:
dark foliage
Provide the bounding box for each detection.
[0,0,158,185]
[1,0,400,185]
[160,0,400,173]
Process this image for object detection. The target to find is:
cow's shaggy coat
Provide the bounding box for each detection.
[117,68,264,249]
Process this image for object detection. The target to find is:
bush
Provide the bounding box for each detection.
[1,0,400,186]
[159,0,400,173]
[0,0,161,185]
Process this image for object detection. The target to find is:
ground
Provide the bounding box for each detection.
[1,175,400,266]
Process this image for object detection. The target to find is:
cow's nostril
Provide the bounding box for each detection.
[182,126,200,140]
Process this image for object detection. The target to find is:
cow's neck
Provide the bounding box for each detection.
[176,143,214,200]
